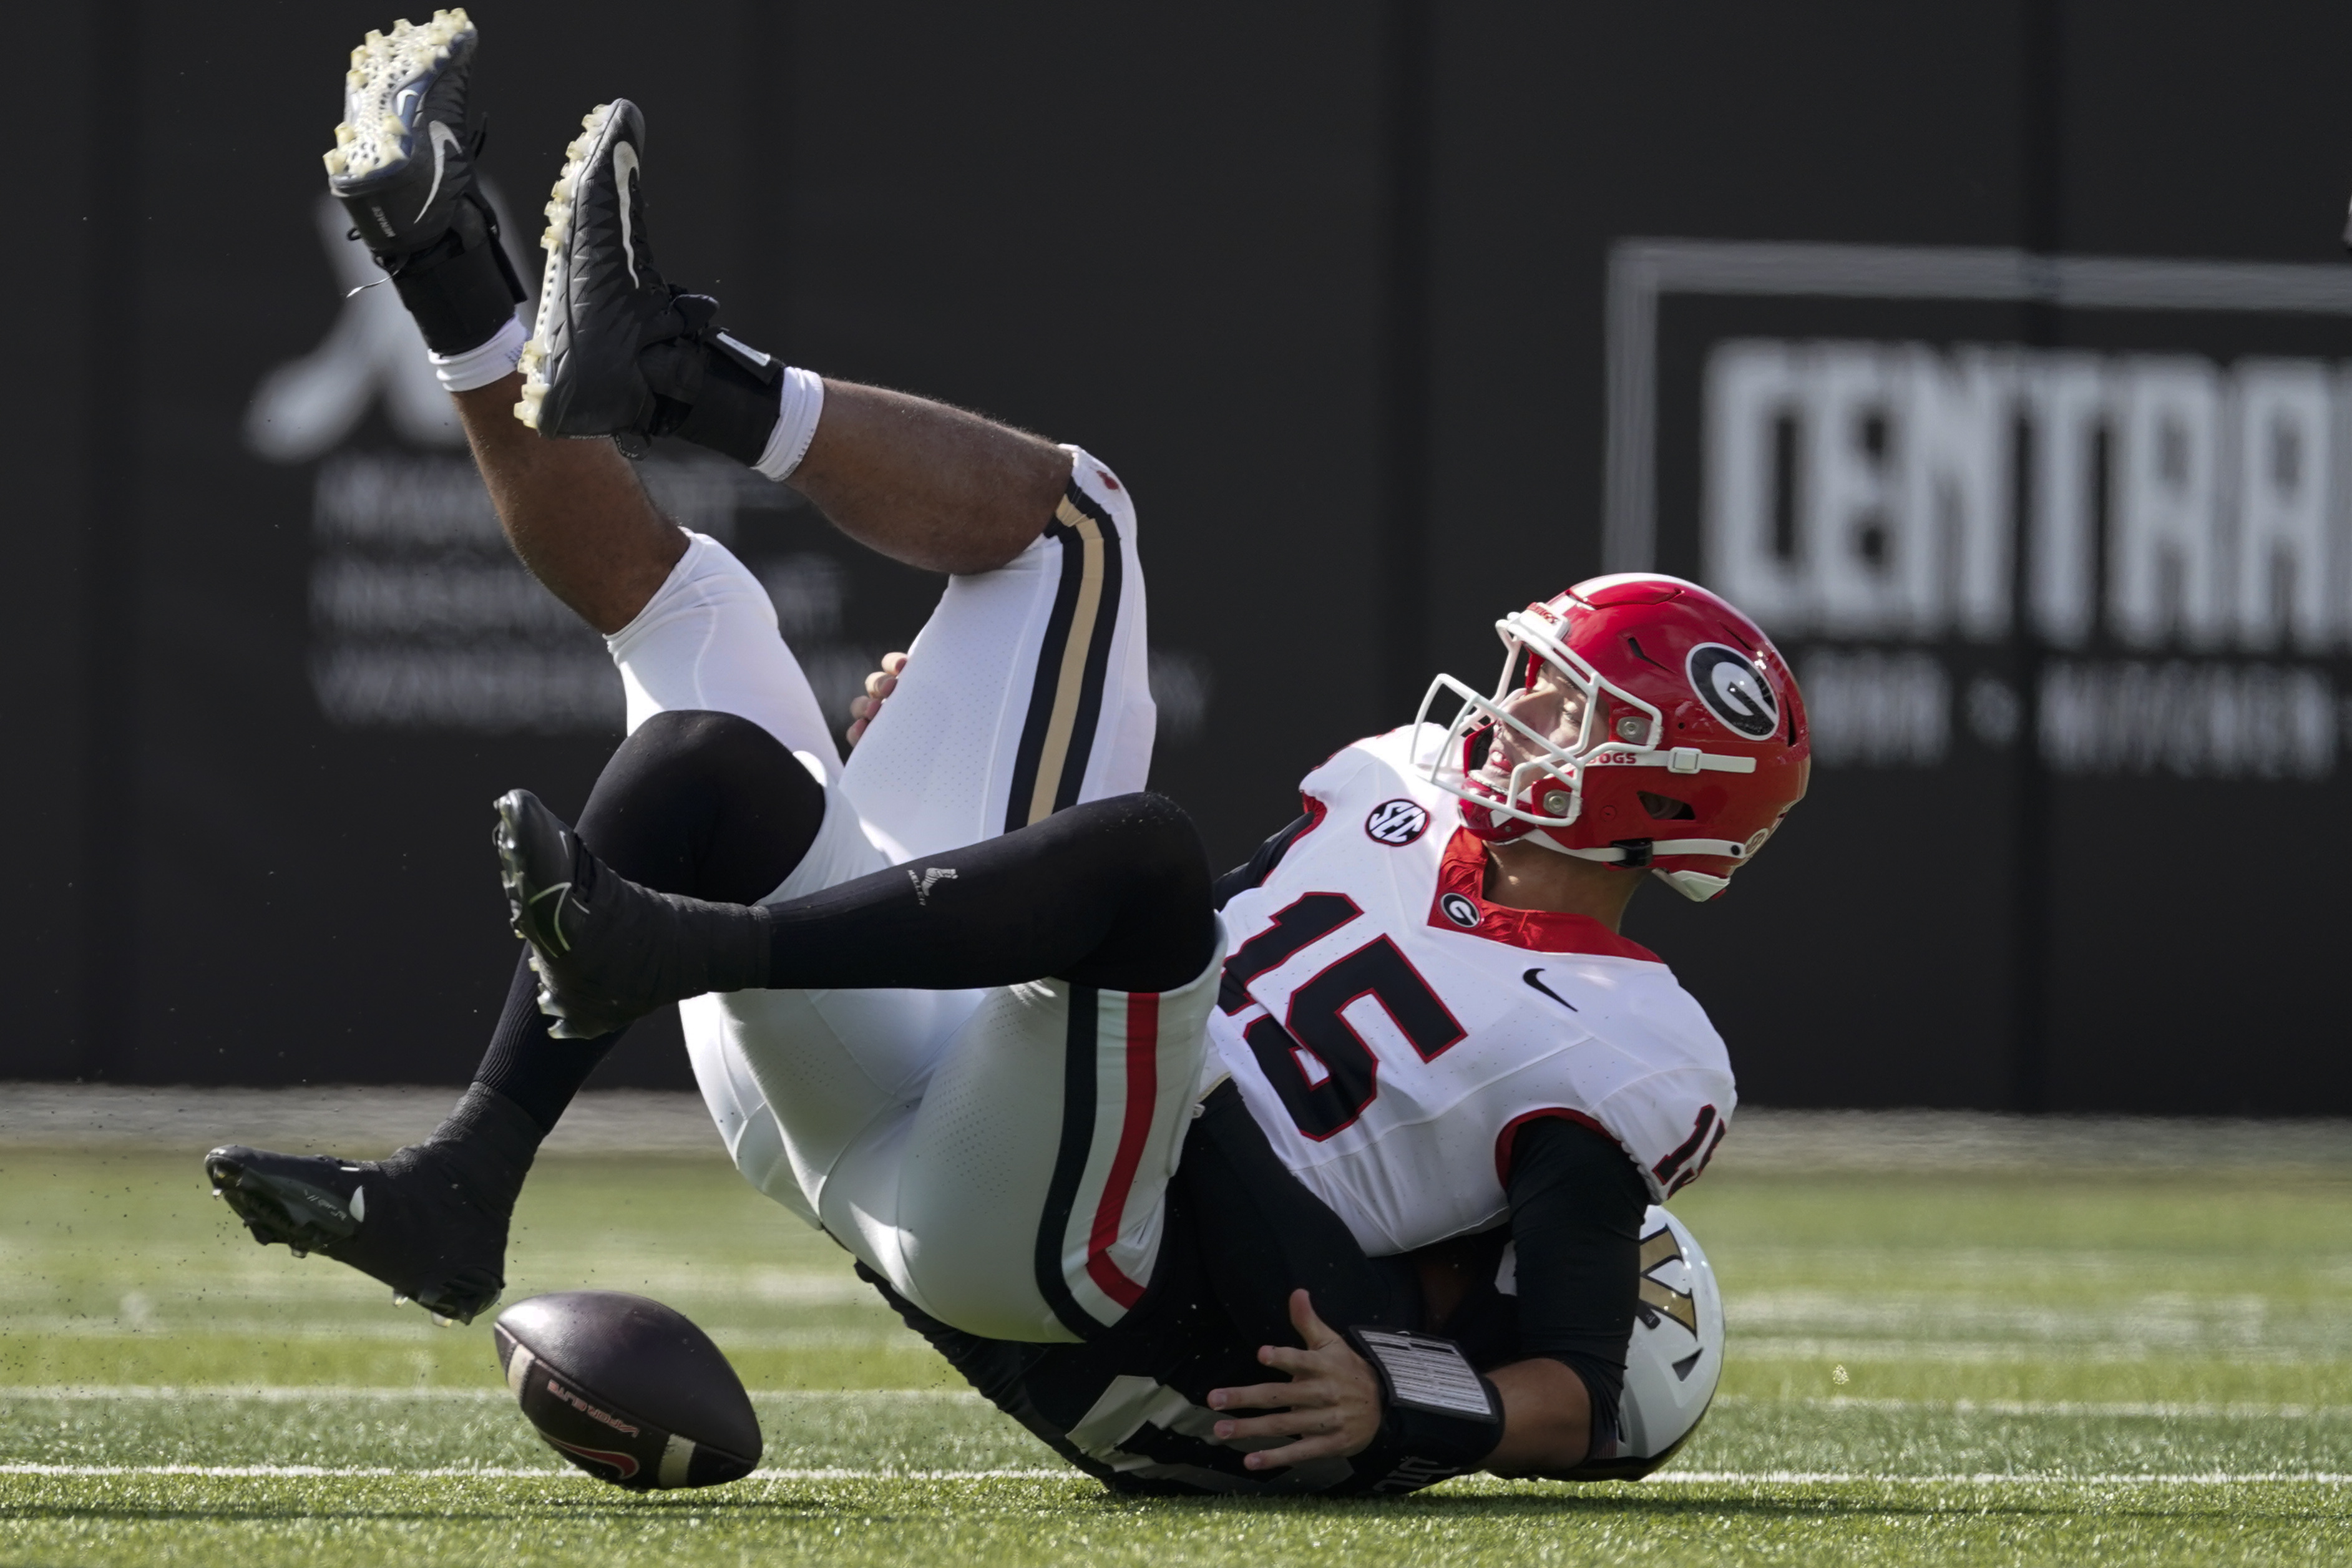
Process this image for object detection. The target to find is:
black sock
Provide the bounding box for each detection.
[471,955,614,1135]
[762,792,1216,995]
[465,711,827,1137]
[406,1079,547,1215]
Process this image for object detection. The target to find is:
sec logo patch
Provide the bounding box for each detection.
[1365,799,1431,845]
[1440,892,1481,928]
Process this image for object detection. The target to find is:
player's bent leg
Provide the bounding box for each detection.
[478,710,822,1135]
[512,92,1068,580]
[321,19,688,636]
[452,377,688,635]
[587,479,894,1184]
[208,709,829,1320]
[329,28,1083,643]
[525,442,1151,1229]
[658,450,1156,1239]
[495,789,1214,1036]
[493,787,1215,1128]
[534,142,1151,1207]
[492,786,1224,1337]
[843,450,1154,863]
[709,451,1156,1220]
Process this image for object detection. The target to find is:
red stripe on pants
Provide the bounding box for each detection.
[1083,992,1158,1310]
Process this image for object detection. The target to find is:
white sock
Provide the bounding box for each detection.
[753,366,826,481]
[431,318,529,392]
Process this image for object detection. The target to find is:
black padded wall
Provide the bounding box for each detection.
[12,1,2351,1111]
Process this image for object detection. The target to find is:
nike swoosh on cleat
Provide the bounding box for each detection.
[1523,968,1579,1011]
[613,139,642,288]
[396,87,422,120]
[416,119,462,222]
[525,881,577,952]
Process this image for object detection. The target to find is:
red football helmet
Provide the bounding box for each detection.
[1413,573,1810,901]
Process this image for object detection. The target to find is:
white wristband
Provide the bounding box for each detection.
[754,366,825,481]
[431,317,529,392]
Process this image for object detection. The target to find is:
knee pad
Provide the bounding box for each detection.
[580,709,825,899]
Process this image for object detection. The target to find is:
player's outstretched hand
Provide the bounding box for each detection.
[1204,1289,1382,1470]
[845,652,908,747]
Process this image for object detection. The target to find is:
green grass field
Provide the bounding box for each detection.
[4,1125,2350,1566]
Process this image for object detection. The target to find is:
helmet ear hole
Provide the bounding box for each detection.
[1636,791,1696,821]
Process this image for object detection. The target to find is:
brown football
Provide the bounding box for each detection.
[492,1290,762,1490]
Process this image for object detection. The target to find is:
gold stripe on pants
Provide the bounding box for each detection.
[1025,498,1110,826]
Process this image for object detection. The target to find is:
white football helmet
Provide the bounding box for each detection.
[1561,1205,1724,1480]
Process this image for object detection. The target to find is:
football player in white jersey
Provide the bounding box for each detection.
[1209,578,1807,1248]
[854,574,1810,1242]
[839,573,1803,1478]
[209,13,1805,1497]
[483,573,1807,1491]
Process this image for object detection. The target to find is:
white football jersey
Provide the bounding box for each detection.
[1208,726,1737,1256]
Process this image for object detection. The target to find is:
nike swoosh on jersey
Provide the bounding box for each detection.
[1522,968,1579,1011]
[416,120,462,222]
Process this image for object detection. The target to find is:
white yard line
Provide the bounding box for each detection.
[0,1463,1065,1481]
[1714,1395,2352,1420]
[0,1387,513,1403]
[5,1323,920,1348]
[749,1468,1070,1481]
[1730,1338,2348,1365]
[0,1462,2345,1486]
[1649,1471,2352,1486]
[0,1385,979,1403]
[5,1388,2338,1421]
[0,1086,723,1156]
[1,1464,568,1479]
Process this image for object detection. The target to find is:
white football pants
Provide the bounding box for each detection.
[602,449,1220,1343]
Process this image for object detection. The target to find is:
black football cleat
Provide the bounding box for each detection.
[324,9,525,354]
[515,101,784,460]
[515,100,656,438]
[326,11,481,261]
[493,789,770,1040]
[203,1086,542,1325]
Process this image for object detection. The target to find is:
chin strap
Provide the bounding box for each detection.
[1530,831,1746,902]
[1654,867,1733,901]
